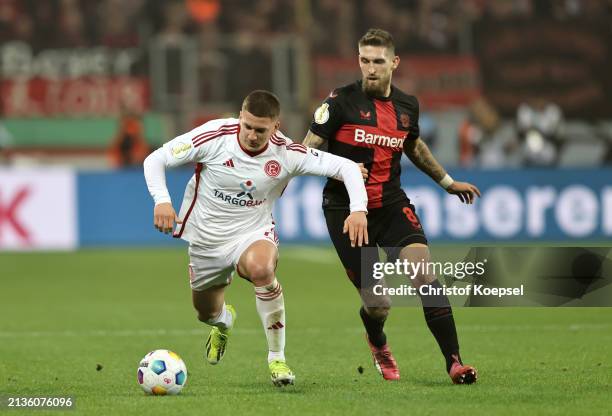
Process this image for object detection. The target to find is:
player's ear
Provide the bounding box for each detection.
[273,119,280,133]
[392,56,400,70]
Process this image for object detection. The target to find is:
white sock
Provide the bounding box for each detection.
[205,303,233,331]
[254,278,286,363]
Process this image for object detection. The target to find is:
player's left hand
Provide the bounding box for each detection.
[357,163,369,181]
[446,181,481,204]
[343,211,368,247]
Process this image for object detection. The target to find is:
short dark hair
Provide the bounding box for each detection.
[242,90,280,119]
[358,28,395,55]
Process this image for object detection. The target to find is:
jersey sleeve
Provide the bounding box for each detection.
[283,139,368,212]
[308,91,344,141]
[405,97,420,141]
[143,120,228,205]
[157,120,228,168]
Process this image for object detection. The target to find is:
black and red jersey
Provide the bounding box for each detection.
[309,80,420,210]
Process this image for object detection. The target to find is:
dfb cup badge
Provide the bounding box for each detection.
[264,160,281,177]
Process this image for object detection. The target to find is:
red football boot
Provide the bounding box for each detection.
[366,335,400,381]
[449,355,478,384]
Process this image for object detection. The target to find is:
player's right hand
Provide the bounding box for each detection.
[154,202,182,234]
[358,163,369,181]
[343,211,369,247]
[446,181,481,204]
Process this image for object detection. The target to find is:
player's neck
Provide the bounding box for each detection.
[371,86,392,99]
[383,85,391,97]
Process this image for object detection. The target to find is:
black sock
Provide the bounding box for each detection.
[359,306,387,348]
[421,280,461,372]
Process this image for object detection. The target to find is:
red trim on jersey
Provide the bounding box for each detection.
[192,123,239,147]
[270,134,286,146]
[287,143,306,150]
[271,135,307,153]
[192,123,238,141]
[286,146,307,154]
[287,143,307,153]
[236,125,269,157]
[194,128,238,148]
[173,163,203,238]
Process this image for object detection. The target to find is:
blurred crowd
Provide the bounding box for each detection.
[456,97,612,168]
[2,0,610,52]
[0,0,141,49]
[1,0,612,168]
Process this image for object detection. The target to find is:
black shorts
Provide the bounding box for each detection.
[324,199,427,289]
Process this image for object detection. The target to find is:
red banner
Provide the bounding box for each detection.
[0,77,150,116]
[314,55,481,109]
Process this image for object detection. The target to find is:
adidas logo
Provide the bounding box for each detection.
[223,159,235,167]
[267,321,284,330]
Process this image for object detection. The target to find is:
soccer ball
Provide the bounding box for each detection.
[137,349,188,395]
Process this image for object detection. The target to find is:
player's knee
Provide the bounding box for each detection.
[364,306,390,321]
[399,243,431,263]
[242,260,275,286]
[400,243,435,286]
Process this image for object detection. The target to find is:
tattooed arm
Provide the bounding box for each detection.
[302,130,327,149]
[404,137,481,204]
[403,137,447,182]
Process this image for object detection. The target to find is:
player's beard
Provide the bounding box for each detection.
[362,74,391,98]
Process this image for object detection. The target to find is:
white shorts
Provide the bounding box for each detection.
[188,225,279,291]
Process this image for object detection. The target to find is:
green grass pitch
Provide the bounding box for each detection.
[1,246,611,415]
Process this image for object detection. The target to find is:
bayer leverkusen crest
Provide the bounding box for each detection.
[264,160,281,177]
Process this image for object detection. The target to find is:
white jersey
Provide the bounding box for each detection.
[144,118,367,247]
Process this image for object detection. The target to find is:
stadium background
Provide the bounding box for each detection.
[1,0,611,248]
[1,1,611,415]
